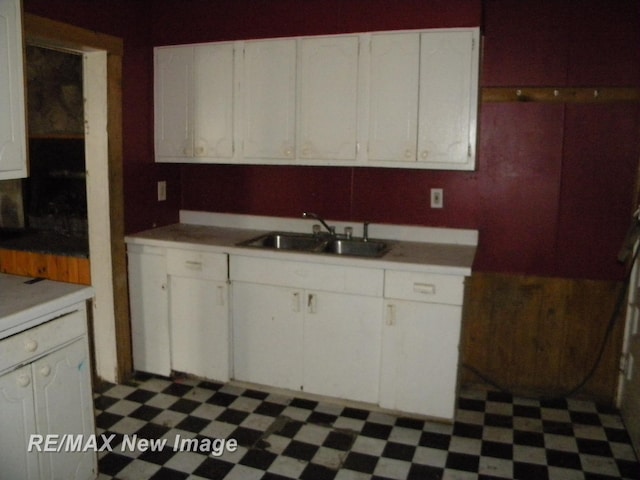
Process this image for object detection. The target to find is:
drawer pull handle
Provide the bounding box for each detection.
[24,340,38,352]
[185,261,203,270]
[413,283,436,295]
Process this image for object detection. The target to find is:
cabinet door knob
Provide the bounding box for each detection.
[17,374,31,388]
[24,340,38,352]
[404,149,413,159]
[421,150,429,159]
[40,365,51,377]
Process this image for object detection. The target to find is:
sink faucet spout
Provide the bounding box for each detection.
[302,212,335,236]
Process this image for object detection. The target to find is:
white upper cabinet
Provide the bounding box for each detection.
[153,27,480,170]
[418,29,479,170]
[298,36,359,161]
[155,46,191,159]
[194,43,235,159]
[367,33,420,163]
[0,0,27,180]
[155,43,235,162]
[243,39,296,160]
[367,29,479,169]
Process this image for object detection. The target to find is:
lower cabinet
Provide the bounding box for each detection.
[127,242,468,420]
[379,300,461,419]
[128,244,170,376]
[380,270,465,420]
[127,244,229,381]
[231,255,384,404]
[303,290,382,403]
[169,276,229,382]
[232,282,304,391]
[0,307,96,480]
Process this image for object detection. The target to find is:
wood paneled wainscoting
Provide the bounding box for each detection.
[0,248,91,285]
[460,272,626,405]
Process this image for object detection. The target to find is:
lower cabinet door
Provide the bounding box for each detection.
[232,282,304,391]
[33,338,96,480]
[128,248,170,376]
[170,276,230,381]
[303,291,382,403]
[380,300,462,420]
[0,364,39,480]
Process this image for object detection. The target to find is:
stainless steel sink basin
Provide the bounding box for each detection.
[238,232,326,251]
[237,232,389,258]
[322,239,389,257]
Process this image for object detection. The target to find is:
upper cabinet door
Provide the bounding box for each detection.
[194,43,235,159]
[298,36,359,161]
[154,46,193,159]
[368,33,420,163]
[418,29,479,170]
[155,43,235,161]
[0,0,27,180]
[243,39,296,160]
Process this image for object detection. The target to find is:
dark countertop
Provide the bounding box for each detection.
[0,229,89,258]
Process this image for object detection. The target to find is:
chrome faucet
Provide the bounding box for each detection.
[363,221,370,242]
[302,212,335,236]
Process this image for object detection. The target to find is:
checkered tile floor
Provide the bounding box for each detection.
[94,374,640,479]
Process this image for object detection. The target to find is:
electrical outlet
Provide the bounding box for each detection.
[430,188,443,208]
[157,181,167,202]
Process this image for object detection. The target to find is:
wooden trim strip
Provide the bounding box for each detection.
[24,13,123,55]
[482,87,640,104]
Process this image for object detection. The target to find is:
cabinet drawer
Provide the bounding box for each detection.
[384,270,464,305]
[230,255,383,297]
[0,307,87,374]
[167,249,227,280]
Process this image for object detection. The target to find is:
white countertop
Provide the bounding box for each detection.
[0,274,94,340]
[125,212,478,275]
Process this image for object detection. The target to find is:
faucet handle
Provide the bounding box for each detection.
[344,226,353,239]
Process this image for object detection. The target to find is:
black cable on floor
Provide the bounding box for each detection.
[461,243,639,403]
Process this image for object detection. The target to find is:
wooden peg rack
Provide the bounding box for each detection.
[482,87,640,104]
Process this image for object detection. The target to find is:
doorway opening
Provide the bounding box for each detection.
[24,13,131,384]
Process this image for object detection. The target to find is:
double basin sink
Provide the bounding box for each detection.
[237,232,389,258]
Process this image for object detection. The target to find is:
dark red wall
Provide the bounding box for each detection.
[23,0,640,281]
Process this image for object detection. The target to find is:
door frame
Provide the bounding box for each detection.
[24,13,132,383]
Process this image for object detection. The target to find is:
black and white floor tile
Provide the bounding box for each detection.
[94,374,640,480]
